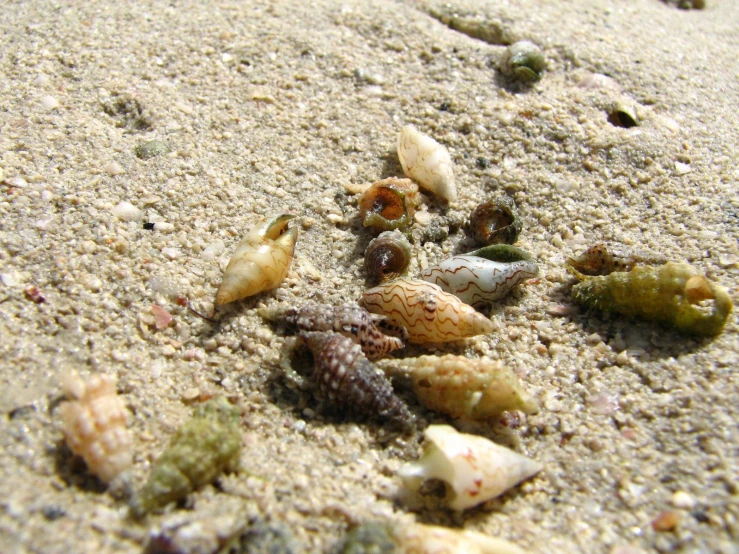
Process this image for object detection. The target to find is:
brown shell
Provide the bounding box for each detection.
[469,196,522,245]
[364,230,412,283]
[359,178,419,232]
[566,243,666,276]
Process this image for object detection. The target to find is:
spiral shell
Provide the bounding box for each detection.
[361,277,494,343]
[301,331,414,427]
[569,262,733,336]
[500,40,546,83]
[566,243,666,276]
[59,372,132,483]
[469,197,522,246]
[215,214,298,305]
[131,397,242,516]
[365,230,412,283]
[397,125,457,203]
[420,255,539,306]
[359,178,419,232]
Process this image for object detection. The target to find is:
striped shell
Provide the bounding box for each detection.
[397,125,457,203]
[301,331,414,427]
[570,262,733,336]
[420,255,539,306]
[361,277,494,343]
[365,230,412,283]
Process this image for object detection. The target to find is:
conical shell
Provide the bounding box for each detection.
[397,125,457,203]
[399,425,542,510]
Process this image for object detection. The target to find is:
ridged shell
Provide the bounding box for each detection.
[215,214,298,305]
[359,178,419,232]
[469,197,522,246]
[566,243,666,276]
[301,331,414,427]
[397,125,457,203]
[361,277,494,343]
[365,230,412,283]
[570,262,733,336]
[420,255,539,306]
[131,397,242,516]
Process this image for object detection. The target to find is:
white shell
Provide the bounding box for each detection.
[399,424,542,510]
[398,523,529,554]
[420,256,539,306]
[397,125,457,203]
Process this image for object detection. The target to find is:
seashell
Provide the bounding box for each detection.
[500,41,546,83]
[469,196,522,246]
[468,244,532,263]
[272,302,406,360]
[359,178,420,232]
[365,230,412,283]
[397,125,457,203]
[398,425,542,510]
[59,371,132,483]
[420,255,539,306]
[301,331,414,427]
[131,396,242,516]
[566,243,665,276]
[569,262,733,336]
[607,100,639,128]
[361,277,494,343]
[401,355,539,419]
[215,214,298,305]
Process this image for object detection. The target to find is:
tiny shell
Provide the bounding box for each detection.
[608,100,639,128]
[215,214,298,305]
[566,243,665,276]
[569,262,733,336]
[301,331,414,427]
[131,397,242,516]
[58,372,132,483]
[420,256,539,306]
[500,41,546,83]
[361,277,494,343]
[469,197,522,245]
[397,125,457,203]
[359,178,419,232]
[365,230,412,283]
[399,425,542,510]
[403,355,539,419]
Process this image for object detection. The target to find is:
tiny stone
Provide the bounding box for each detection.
[616,350,630,366]
[39,95,60,110]
[32,74,50,86]
[134,140,170,160]
[104,162,125,176]
[153,222,175,232]
[161,247,181,260]
[112,201,143,221]
[652,511,680,532]
[671,490,696,509]
[674,161,692,175]
[182,387,200,401]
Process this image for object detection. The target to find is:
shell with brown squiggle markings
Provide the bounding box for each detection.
[365,230,412,283]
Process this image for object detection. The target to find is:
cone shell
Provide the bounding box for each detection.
[359,178,419,232]
[398,424,542,510]
[397,125,457,203]
[215,214,298,305]
[404,355,539,419]
[361,277,494,343]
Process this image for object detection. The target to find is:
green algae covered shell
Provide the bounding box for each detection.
[131,396,242,516]
[467,244,533,263]
[569,262,733,336]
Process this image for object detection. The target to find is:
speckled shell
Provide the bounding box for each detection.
[566,243,666,276]
[469,197,522,246]
[131,397,242,516]
[365,230,412,283]
[399,425,542,510]
[59,372,132,483]
[359,178,419,232]
[397,125,457,203]
[420,256,539,306]
[361,277,494,343]
[570,262,733,336]
[404,355,539,419]
[301,331,414,427]
[281,302,406,360]
[215,214,298,305]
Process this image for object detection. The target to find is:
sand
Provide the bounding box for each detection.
[1,0,737,552]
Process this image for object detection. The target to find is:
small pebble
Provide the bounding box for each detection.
[671,490,696,509]
[151,305,173,330]
[153,222,175,232]
[135,140,170,160]
[32,74,50,86]
[104,162,126,176]
[39,95,60,110]
[112,201,143,221]
[182,387,200,401]
[652,511,681,532]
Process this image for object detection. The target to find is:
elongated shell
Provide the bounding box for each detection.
[359,178,419,232]
[131,397,242,516]
[215,214,298,305]
[59,372,132,483]
[302,331,414,427]
[399,425,542,510]
[570,262,733,336]
[403,355,539,419]
[420,255,539,306]
[365,230,412,283]
[361,277,494,343]
[397,125,457,203]
[566,243,666,276]
[469,197,522,246]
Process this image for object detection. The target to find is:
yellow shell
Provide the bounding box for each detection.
[215,214,298,305]
[361,277,494,343]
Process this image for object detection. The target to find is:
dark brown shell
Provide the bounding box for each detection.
[359,178,419,232]
[301,331,414,427]
[365,230,412,283]
[469,196,522,245]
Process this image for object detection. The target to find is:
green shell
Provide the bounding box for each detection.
[570,263,733,336]
[467,244,532,263]
[333,522,399,554]
[131,396,242,516]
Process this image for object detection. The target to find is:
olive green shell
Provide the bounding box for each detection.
[570,263,733,336]
[131,396,242,516]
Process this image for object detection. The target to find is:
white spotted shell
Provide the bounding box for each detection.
[397,125,457,203]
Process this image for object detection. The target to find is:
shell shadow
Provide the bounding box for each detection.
[51,441,108,494]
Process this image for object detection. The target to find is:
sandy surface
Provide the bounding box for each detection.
[1,0,738,552]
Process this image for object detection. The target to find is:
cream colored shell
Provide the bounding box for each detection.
[399,424,542,510]
[398,523,529,554]
[361,277,494,343]
[59,372,132,483]
[397,125,457,203]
